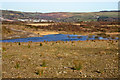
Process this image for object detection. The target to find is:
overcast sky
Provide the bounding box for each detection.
[0,1,119,13]
[0,0,119,2]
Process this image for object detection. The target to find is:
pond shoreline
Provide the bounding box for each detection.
[1,34,119,42]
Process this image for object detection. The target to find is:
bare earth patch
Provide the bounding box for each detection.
[27,23,53,26]
[32,30,59,35]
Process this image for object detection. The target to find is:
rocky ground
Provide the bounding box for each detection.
[2,40,119,78]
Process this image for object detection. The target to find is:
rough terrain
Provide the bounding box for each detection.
[2,40,119,78]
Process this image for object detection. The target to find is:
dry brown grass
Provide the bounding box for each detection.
[27,23,53,26]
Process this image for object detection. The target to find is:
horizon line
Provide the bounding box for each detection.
[1,9,119,13]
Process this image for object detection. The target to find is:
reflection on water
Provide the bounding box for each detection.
[1,34,119,42]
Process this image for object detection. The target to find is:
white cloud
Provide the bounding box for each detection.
[0,0,119,2]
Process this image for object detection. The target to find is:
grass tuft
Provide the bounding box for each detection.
[73,60,82,70]
[2,47,6,52]
[35,69,44,75]
[18,42,21,45]
[41,60,46,67]
[28,44,30,48]
[40,43,43,46]
[15,62,20,69]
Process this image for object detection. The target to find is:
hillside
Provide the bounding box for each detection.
[1,10,119,22]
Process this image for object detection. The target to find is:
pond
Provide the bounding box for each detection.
[0,34,119,42]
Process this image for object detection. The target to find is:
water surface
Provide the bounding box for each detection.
[1,34,118,42]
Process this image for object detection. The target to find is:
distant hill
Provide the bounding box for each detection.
[100,10,120,12]
[1,10,119,22]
